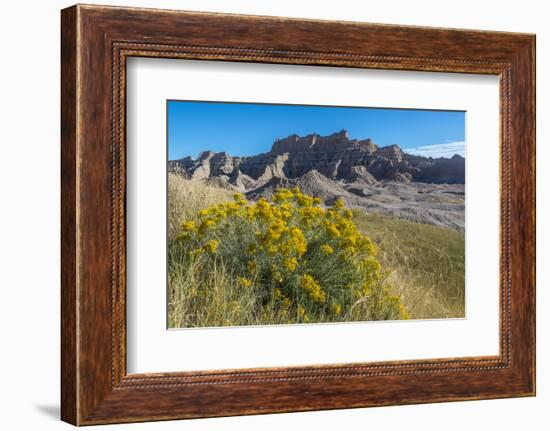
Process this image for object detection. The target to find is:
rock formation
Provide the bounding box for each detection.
[170,130,464,185]
[169,130,466,230]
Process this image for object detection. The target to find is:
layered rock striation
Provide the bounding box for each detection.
[169,130,465,230]
[170,130,464,185]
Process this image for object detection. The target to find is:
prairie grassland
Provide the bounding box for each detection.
[167,175,465,327]
[352,210,465,319]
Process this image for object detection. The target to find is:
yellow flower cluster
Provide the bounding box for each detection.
[203,239,219,253]
[181,220,196,232]
[237,276,252,287]
[283,257,298,272]
[331,302,342,315]
[300,274,326,303]
[324,201,378,259]
[321,244,334,255]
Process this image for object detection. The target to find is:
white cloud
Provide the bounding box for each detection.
[404,141,465,158]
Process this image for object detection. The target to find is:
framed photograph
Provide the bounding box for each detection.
[61,4,535,425]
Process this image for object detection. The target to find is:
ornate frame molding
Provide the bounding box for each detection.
[61,5,535,425]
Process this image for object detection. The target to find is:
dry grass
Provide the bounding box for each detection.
[168,173,234,241]
[352,210,465,319]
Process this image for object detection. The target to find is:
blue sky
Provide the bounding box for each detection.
[167,101,465,160]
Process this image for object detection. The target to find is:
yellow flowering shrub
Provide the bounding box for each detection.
[173,188,407,324]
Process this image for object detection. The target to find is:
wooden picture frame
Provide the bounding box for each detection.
[61,4,536,425]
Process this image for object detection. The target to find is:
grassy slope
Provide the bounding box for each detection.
[168,173,234,241]
[352,210,465,319]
